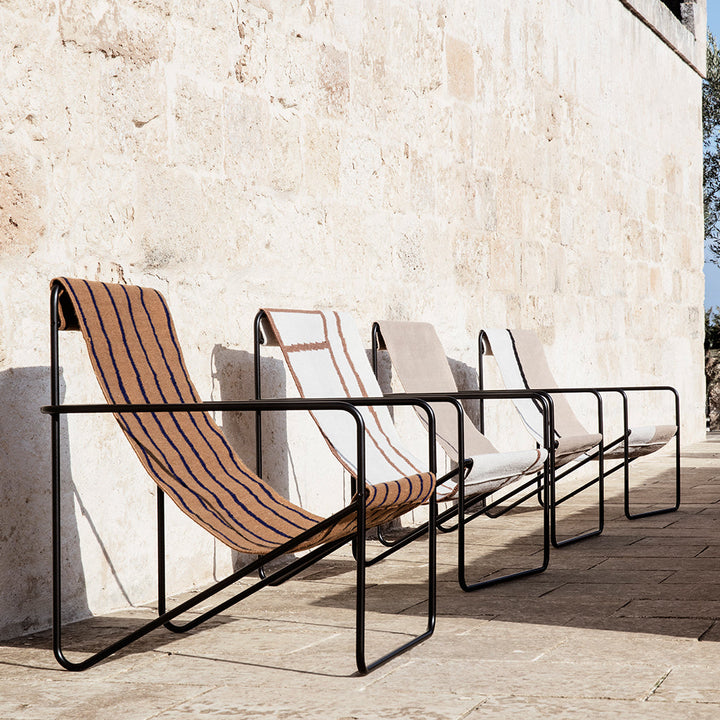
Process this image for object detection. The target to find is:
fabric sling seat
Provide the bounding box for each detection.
[480,328,680,527]
[374,321,603,549]
[372,319,560,566]
[254,308,552,591]
[371,321,550,494]
[43,278,437,675]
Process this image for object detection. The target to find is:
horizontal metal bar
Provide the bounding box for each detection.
[42,395,439,416]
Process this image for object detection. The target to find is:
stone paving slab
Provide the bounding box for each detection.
[1,438,720,719]
[464,696,720,720]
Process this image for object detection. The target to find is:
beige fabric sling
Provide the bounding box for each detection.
[376,320,547,495]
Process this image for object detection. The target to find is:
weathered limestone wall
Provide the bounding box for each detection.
[0,0,706,639]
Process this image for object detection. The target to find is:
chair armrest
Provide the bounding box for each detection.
[534,385,679,438]
[382,389,554,483]
[41,395,438,481]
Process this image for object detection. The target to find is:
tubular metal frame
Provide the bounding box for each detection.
[371,322,555,587]
[477,330,681,535]
[372,323,601,551]
[254,316,553,592]
[44,285,437,675]
[389,388,553,591]
[584,385,681,520]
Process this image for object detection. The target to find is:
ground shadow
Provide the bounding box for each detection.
[3,457,701,675]
[306,463,710,642]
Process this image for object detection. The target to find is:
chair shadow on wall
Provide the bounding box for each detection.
[0,367,89,644]
[210,346,290,572]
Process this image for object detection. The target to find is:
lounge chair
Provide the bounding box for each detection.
[43,278,437,675]
[374,321,606,549]
[479,328,680,527]
[254,309,552,591]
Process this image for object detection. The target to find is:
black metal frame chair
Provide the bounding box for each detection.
[594,386,680,520]
[43,283,438,675]
[255,311,554,592]
[477,330,681,532]
[371,323,608,550]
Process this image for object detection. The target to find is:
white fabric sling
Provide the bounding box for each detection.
[261,308,426,487]
[261,310,546,501]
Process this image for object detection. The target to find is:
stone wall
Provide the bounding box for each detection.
[0,0,706,639]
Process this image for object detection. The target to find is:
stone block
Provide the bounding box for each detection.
[0,151,45,256]
[445,34,474,102]
[132,164,204,268]
[267,112,303,192]
[170,0,230,30]
[223,89,270,187]
[172,21,235,84]
[58,0,170,65]
[302,116,340,196]
[95,60,167,160]
[473,168,498,232]
[0,0,57,16]
[452,222,491,289]
[172,76,224,175]
[318,43,350,118]
[232,5,270,86]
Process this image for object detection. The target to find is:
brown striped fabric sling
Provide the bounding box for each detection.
[53,278,435,556]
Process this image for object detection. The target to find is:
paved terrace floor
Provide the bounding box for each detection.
[2,437,720,719]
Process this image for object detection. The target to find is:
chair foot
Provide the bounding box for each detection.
[625,504,679,520]
[552,526,602,548]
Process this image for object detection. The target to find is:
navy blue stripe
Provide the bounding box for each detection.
[144,289,318,527]
[390,479,402,504]
[105,284,298,544]
[64,279,281,550]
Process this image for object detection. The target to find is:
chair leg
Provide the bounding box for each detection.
[355,495,437,675]
[550,436,607,548]
[550,476,604,548]
[457,463,551,592]
[550,449,604,548]
[624,432,681,519]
